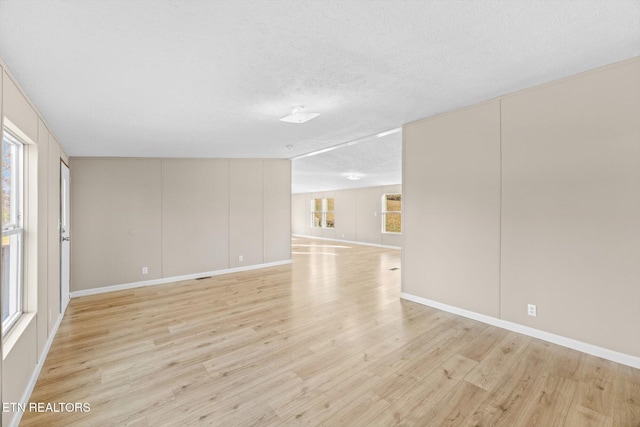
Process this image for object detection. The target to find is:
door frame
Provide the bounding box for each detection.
[60,160,70,314]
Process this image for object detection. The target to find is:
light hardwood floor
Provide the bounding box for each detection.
[22,237,640,426]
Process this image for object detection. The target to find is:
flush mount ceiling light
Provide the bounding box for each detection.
[346,174,361,180]
[280,105,320,124]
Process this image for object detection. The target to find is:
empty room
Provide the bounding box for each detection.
[1,1,639,426]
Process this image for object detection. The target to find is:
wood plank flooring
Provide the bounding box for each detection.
[21,237,640,426]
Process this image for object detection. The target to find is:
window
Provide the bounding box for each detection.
[382,193,401,233]
[311,198,322,227]
[310,198,335,228]
[324,198,335,229]
[2,130,24,333]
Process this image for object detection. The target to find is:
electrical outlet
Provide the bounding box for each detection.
[527,304,537,317]
[239,255,243,262]
[142,266,148,275]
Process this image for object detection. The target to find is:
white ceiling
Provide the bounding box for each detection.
[292,129,402,193]
[0,0,639,193]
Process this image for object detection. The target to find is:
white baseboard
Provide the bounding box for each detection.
[70,259,292,298]
[292,234,401,250]
[10,312,64,427]
[400,292,640,370]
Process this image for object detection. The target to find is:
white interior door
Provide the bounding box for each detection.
[60,162,71,313]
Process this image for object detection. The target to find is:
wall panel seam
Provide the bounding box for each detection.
[263,160,266,262]
[160,160,164,278]
[228,159,231,268]
[498,100,503,319]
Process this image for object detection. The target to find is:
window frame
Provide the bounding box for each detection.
[310,197,335,229]
[381,193,402,234]
[2,129,25,333]
[323,198,335,229]
[310,198,323,228]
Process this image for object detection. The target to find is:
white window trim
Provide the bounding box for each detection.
[310,198,322,228]
[2,129,25,334]
[310,198,335,229]
[323,198,335,229]
[381,193,402,234]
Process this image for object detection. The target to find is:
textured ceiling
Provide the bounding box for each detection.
[292,130,402,193]
[0,0,639,192]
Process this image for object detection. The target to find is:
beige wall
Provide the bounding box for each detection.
[356,187,384,245]
[1,60,68,427]
[500,59,640,357]
[71,158,291,292]
[36,119,48,358]
[3,69,37,142]
[403,101,501,317]
[162,159,230,277]
[264,160,293,263]
[229,159,264,268]
[47,135,61,334]
[291,194,309,238]
[292,184,402,248]
[403,57,640,358]
[71,159,163,290]
[335,189,357,242]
